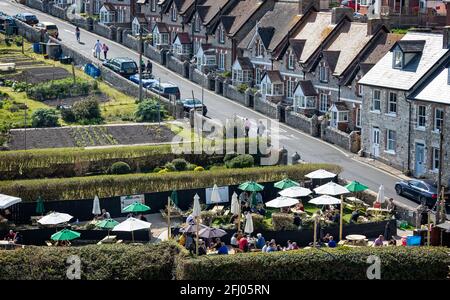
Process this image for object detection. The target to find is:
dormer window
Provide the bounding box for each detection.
[393,50,403,69]
[255,39,264,57]
[194,15,201,32]
[219,27,225,44]
[171,6,177,22]
[319,62,329,83]
[288,52,295,70]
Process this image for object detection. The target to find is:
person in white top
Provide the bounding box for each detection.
[93,40,102,59]
[244,118,251,137]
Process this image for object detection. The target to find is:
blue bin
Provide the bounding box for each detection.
[406,235,421,246]
[84,63,101,78]
[33,42,41,54]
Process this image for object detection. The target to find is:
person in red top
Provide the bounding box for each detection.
[4,230,16,241]
[239,234,249,252]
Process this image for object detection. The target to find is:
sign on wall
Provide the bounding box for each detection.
[120,194,145,212]
[205,186,229,205]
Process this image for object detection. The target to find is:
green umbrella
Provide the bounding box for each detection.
[96,219,119,229]
[238,181,264,192]
[345,181,369,193]
[36,196,45,215]
[171,190,179,207]
[51,229,81,241]
[274,178,300,190]
[123,202,151,213]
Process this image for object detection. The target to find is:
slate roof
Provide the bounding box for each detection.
[236,56,253,70]
[394,40,426,53]
[220,0,262,37]
[102,3,116,11]
[322,50,340,73]
[332,102,349,111]
[196,0,232,25]
[361,33,404,67]
[359,32,449,91]
[295,80,317,96]
[154,22,169,33]
[134,14,148,24]
[263,70,283,83]
[175,32,191,44]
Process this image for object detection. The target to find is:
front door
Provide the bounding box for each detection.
[331,111,338,128]
[371,127,380,157]
[415,143,425,177]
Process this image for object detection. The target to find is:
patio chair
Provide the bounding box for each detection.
[116,240,123,244]
[45,241,53,247]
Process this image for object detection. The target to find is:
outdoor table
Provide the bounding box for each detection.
[345,235,367,246]
[290,208,306,214]
[346,197,369,207]
[100,235,117,244]
[211,206,224,213]
[0,240,15,250]
[366,208,390,215]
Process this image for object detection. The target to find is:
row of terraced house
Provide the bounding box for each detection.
[24,0,450,184]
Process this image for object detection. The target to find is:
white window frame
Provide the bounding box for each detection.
[218,52,225,70]
[393,50,403,69]
[338,111,349,122]
[386,129,396,152]
[272,83,284,96]
[151,0,156,12]
[434,108,444,132]
[416,105,426,129]
[371,89,381,112]
[171,6,177,22]
[288,53,295,70]
[319,62,328,83]
[433,147,440,171]
[388,92,397,115]
[357,80,364,97]
[219,27,225,44]
[195,16,201,32]
[286,79,295,99]
[356,107,362,128]
[255,68,262,85]
[319,93,329,113]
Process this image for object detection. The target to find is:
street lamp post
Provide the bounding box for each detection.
[138,27,144,102]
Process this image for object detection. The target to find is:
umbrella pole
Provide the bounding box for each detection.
[196,217,199,256]
[427,211,431,246]
[167,197,171,240]
[313,215,317,248]
[339,195,344,241]
[132,230,135,243]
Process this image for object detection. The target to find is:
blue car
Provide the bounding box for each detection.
[129,73,158,88]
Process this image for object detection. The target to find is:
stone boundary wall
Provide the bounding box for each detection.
[322,126,361,153]
[93,22,116,40]
[285,109,319,137]
[25,0,46,12]
[122,31,139,51]
[144,42,165,65]
[254,96,278,119]
[166,54,188,78]
[223,83,246,105]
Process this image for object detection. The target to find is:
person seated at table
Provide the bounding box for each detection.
[137,214,148,222]
[387,198,396,213]
[255,233,265,249]
[327,236,337,248]
[230,233,239,248]
[261,241,270,252]
[198,240,207,256]
[373,235,384,247]
[286,240,293,250]
[291,242,299,250]
[322,233,331,243]
[267,242,277,252]
[178,232,186,246]
[185,233,194,251]
[294,202,305,212]
[293,213,302,228]
[331,212,340,223]
[186,214,195,225]
[4,230,16,241]
[373,201,382,209]
[100,209,111,220]
[217,242,229,255]
[211,238,222,251]
[257,205,266,216]
[350,210,360,224]
[242,203,251,214]
[388,238,397,246]
[239,234,249,252]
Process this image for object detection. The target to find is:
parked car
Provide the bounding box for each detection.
[150,82,181,100]
[0,15,16,32]
[394,179,445,207]
[129,73,158,88]
[340,0,356,10]
[103,57,138,77]
[35,22,58,38]
[14,13,39,25]
[179,98,207,116]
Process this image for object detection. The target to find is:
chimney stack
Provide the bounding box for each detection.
[367,18,383,35]
[443,26,450,49]
[298,0,320,15]
[331,7,354,25]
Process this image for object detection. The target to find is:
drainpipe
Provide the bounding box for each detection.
[338,84,341,102]
[406,96,412,175]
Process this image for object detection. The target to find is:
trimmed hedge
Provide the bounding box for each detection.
[176,247,450,280]
[0,241,186,280]
[0,163,341,202]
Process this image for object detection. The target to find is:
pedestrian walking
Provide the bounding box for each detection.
[244,118,251,137]
[102,43,109,60]
[257,120,266,137]
[93,40,102,59]
[75,26,80,43]
[146,60,153,74]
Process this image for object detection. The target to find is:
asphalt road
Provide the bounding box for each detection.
[0,0,419,209]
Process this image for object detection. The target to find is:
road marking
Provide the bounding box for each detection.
[64,29,74,34]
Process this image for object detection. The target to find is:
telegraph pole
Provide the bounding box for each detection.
[138,27,144,102]
[437,126,445,224]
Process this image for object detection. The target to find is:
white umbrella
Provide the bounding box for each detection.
[181,223,209,233]
[376,185,385,204]
[112,217,152,243]
[92,195,101,215]
[230,192,240,215]
[244,212,254,234]
[198,227,227,239]
[38,212,73,225]
[0,194,21,209]
[210,184,222,204]
[192,193,201,217]
[265,196,299,208]
[314,182,349,196]
[279,186,312,198]
[305,169,336,179]
[309,195,342,206]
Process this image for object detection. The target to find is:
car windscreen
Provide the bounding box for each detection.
[163,87,179,94]
[25,15,37,20]
[46,25,57,30]
[122,62,137,70]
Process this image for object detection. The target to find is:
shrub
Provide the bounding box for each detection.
[31,108,59,128]
[171,158,188,171]
[186,163,197,171]
[237,83,249,94]
[194,166,204,172]
[72,98,102,123]
[158,168,168,174]
[272,213,297,231]
[135,98,166,122]
[176,247,450,280]
[250,213,265,231]
[223,152,238,163]
[0,241,186,280]
[153,167,162,173]
[200,210,217,226]
[26,78,93,101]
[226,154,254,169]
[60,107,76,123]
[110,161,131,175]
[164,162,176,172]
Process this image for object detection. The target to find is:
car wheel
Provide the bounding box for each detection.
[419,196,427,206]
[395,185,402,195]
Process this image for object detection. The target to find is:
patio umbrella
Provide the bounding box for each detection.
[192,193,201,256]
[230,192,241,231]
[305,169,336,179]
[51,229,81,241]
[123,202,151,213]
[238,181,264,192]
[0,194,21,210]
[309,195,342,206]
[314,182,349,196]
[36,196,45,215]
[96,218,119,230]
[210,184,222,204]
[265,196,299,208]
[274,178,300,190]
[112,217,151,243]
[171,190,178,207]
[345,181,369,193]
[376,185,385,204]
[92,195,101,216]
[244,213,254,235]
[180,223,209,233]
[38,212,73,225]
[198,227,227,239]
[279,186,312,198]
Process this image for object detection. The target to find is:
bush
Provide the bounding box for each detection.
[176,247,450,280]
[26,78,93,101]
[60,107,76,123]
[31,108,59,128]
[0,164,341,202]
[272,213,297,231]
[171,158,188,171]
[186,163,197,171]
[164,162,176,172]
[237,83,249,94]
[200,210,217,226]
[72,98,102,123]
[226,154,254,169]
[250,213,265,231]
[194,166,204,172]
[135,98,166,122]
[158,168,168,174]
[223,152,238,163]
[0,241,186,280]
[110,161,131,175]
[153,167,162,173]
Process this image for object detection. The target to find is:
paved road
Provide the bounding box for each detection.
[0,0,419,209]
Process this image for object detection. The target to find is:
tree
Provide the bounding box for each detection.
[72,98,102,123]
[135,98,166,122]
[31,108,59,128]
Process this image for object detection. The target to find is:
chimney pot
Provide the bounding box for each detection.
[331,7,354,25]
[443,26,450,49]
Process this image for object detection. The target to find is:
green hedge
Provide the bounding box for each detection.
[176,247,450,280]
[26,78,94,101]
[0,163,341,202]
[0,241,186,280]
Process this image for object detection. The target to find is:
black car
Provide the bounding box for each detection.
[103,57,138,77]
[179,98,207,116]
[395,179,439,206]
[14,13,39,25]
[150,82,181,100]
